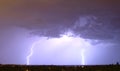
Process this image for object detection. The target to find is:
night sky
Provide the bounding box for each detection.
[0,0,120,65]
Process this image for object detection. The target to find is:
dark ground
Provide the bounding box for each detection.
[0,64,120,71]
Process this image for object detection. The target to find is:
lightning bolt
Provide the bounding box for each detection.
[81,49,85,65]
[26,40,41,65]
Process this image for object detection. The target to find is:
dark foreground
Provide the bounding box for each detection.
[0,64,120,71]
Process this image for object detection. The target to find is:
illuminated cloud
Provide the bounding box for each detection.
[27,32,93,65]
[0,0,120,41]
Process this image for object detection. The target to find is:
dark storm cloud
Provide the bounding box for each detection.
[1,0,120,40]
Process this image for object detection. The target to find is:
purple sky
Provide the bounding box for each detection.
[0,0,120,65]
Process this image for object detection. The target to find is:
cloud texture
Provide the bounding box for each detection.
[0,0,120,40]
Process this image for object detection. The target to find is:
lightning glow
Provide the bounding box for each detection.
[26,31,92,65]
[81,49,85,65]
